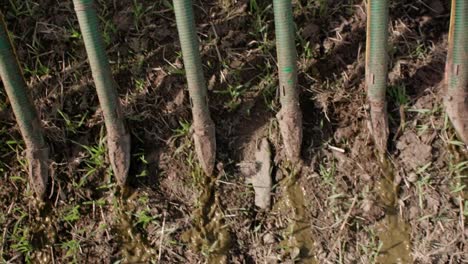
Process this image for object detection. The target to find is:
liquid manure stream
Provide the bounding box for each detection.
[375,157,412,264]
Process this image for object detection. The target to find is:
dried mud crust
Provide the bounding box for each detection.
[245,138,272,210]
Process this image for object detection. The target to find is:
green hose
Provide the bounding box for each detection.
[73,0,130,185]
[445,0,468,145]
[73,0,125,137]
[173,0,210,120]
[273,0,302,161]
[366,0,389,102]
[0,11,49,197]
[447,0,467,91]
[173,0,216,175]
[273,0,298,108]
[365,0,390,153]
[0,14,45,148]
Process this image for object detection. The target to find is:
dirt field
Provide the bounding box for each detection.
[0,0,466,263]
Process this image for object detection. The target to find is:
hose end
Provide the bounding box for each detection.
[369,100,389,154]
[108,133,131,186]
[193,119,216,176]
[27,146,49,199]
[277,104,303,163]
[444,90,468,146]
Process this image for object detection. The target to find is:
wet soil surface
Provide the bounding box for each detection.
[1,0,467,263]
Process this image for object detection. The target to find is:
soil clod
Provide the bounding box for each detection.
[396,131,432,170]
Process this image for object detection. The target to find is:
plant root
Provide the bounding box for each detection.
[444,89,468,145]
[27,146,49,199]
[277,104,303,162]
[369,100,389,154]
[108,133,131,186]
[193,119,216,176]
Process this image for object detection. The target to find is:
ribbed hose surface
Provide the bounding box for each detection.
[366,0,389,102]
[273,0,298,108]
[447,0,467,90]
[0,12,45,149]
[73,0,125,137]
[173,0,210,120]
[173,0,215,175]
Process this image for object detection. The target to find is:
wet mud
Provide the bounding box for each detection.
[375,157,412,264]
[29,201,56,264]
[114,188,155,263]
[275,166,317,264]
[181,171,231,263]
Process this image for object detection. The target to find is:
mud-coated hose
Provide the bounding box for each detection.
[0,11,49,197]
[273,0,303,161]
[173,0,216,175]
[445,0,468,144]
[73,0,130,185]
[365,0,390,153]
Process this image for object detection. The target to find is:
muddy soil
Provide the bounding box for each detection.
[0,0,466,263]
